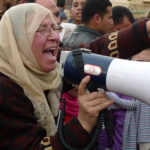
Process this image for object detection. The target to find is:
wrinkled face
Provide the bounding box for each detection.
[98,6,113,34]
[36,0,61,25]
[32,15,60,72]
[70,0,85,24]
[112,16,132,32]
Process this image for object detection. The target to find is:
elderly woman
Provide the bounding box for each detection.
[0,3,113,150]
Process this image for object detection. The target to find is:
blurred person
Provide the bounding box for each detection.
[26,0,61,25]
[60,0,86,41]
[68,0,85,25]
[0,3,113,150]
[60,0,85,41]
[84,18,150,59]
[57,0,67,22]
[62,0,113,49]
[111,6,134,32]
[25,0,75,42]
[56,0,77,41]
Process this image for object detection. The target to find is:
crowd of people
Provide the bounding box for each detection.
[0,0,150,150]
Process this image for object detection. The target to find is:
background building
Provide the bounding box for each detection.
[65,0,150,19]
[110,0,150,18]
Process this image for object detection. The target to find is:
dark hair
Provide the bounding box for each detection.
[112,6,135,25]
[81,0,112,24]
[25,0,35,2]
[57,0,65,7]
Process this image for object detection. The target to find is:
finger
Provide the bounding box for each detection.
[78,76,90,96]
[87,98,109,107]
[94,100,114,112]
[85,91,109,102]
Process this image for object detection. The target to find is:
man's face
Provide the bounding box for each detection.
[36,0,61,25]
[98,6,113,34]
[112,16,132,32]
[70,0,85,24]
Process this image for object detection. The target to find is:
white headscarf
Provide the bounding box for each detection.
[0,3,61,136]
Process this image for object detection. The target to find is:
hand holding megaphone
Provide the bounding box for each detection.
[77,75,113,133]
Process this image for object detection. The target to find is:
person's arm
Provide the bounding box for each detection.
[0,75,90,150]
[85,19,150,59]
[106,92,137,110]
[0,74,113,150]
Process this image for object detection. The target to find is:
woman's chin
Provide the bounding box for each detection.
[45,65,56,73]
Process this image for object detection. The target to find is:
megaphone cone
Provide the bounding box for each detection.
[59,49,150,105]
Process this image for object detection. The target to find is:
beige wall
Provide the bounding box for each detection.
[65,0,150,19]
[110,0,150,18]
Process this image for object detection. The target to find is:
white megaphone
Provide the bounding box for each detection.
[59,49,150,105]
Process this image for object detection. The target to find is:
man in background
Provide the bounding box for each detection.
[111,5,134,32]
[60,0,86,41]
[62,0,113,49]
[68,0,85,25]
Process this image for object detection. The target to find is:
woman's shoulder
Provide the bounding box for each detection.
[0,72,22,90]
[0,72,34,112]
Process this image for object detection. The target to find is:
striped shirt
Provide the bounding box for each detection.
[123,100,150,150]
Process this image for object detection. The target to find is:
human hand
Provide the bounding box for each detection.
[77,76,114,133]
[131,48,150,62]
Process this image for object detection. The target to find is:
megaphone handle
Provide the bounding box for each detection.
[72,49,113,149]
[87,81,113,149]
[58,98,104,150]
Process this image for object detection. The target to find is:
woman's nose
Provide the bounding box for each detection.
[48,29,60,41]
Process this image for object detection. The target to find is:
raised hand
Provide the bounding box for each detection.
[77,76,114,133]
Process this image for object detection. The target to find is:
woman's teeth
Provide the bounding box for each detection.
[47,48,56,51]
[44,48,56,55]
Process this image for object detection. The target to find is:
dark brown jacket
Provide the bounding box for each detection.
[0,73,92,150]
